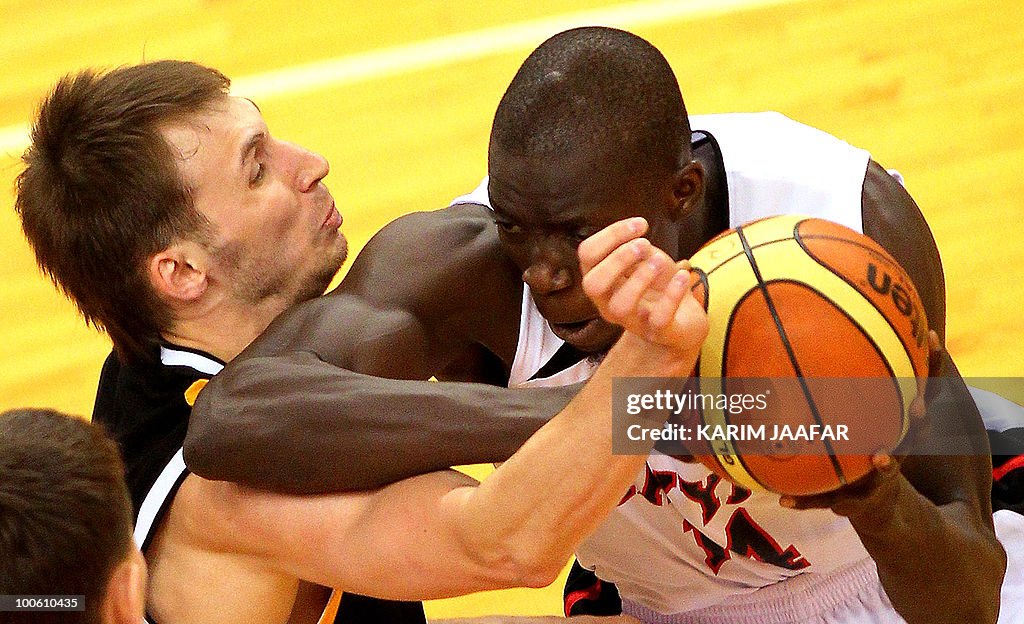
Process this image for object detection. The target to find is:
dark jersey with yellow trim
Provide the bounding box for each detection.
[93,345,426,624]
[93,348,201,516]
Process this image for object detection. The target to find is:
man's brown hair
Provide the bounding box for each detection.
[15,61,230,362]
[0,409,134,623]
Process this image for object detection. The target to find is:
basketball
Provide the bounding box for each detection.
[685,214,930,496]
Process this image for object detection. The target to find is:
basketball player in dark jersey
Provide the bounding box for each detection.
[187,28,1017,623]
[17,60,708,623]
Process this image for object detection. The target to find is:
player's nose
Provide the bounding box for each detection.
[523,256,571,295]
[286,141,329,192]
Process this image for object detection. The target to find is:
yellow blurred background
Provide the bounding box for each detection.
[1,0,1022,618]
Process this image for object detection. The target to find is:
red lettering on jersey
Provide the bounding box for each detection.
[725,507,810,571]
[619,464,809,575]
[682,519,730,575]
[726,484,751,505]
[619,485,637,506]
[676,473,722,526]
[636,463,678,506]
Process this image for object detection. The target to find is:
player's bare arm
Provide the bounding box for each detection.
[160,240,706,612]
[187,203,577,493]
[784,160,1005,624]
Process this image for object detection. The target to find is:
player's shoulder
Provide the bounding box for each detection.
[156,474,288,556]
[372,202,498,252]
[145,475,271,583]
[342,202,516,303]
[860,160,946,333]
[861,160,919,221]
[861,160,911,235]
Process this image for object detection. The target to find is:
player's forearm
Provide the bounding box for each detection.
[852,369,1003,623]
[454,333,694,585]
[185,351,574,493]
[850,487,1004,624]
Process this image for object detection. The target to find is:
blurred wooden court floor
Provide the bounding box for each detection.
[1,0,1023,618]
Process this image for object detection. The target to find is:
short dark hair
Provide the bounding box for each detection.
[0,409,134,624]
[15,61,230,363]
[490,27,690,181]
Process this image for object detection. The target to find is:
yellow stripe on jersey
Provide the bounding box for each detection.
[317,590,342,624]
[184,379,209,407]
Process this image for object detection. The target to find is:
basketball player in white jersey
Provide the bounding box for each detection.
[187,28,1022,623]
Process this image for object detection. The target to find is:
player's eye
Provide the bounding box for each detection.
[249,162,265,187]
[494,220,523,236]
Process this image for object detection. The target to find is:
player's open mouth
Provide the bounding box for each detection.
[555,319,592,331]
[549,317,601,343]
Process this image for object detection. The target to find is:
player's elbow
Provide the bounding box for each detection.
[182,404,232,481]
[975,532,1007,624]
[472,540,566,590]
[182,429,235,483]
[513,550,566,589]
[183,376,258,482]
[940,523,1005,624]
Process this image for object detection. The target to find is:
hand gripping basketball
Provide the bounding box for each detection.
[683,214,932,496]
[779,329,942,518]
[579,217,708,355]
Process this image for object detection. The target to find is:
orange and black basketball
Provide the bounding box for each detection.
[686,214,929,496]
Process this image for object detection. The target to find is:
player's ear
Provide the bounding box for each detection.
[149,241,209,303]
[670,160,704,220]
[103,547,148,624]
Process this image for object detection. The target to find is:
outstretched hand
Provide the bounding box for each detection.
[578,217,708,355]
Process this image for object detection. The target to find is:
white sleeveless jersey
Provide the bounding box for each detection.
[696,112,867,232]
[454,112,876,614]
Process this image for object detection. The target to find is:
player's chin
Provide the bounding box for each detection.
[550,318,623,353]
[318,233,349,274]
[298,245,349,301]
[331,233,349,267]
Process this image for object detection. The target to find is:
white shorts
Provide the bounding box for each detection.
[998,510,1024,624]
[622,510,1024,624]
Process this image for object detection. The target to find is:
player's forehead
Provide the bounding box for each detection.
[488,152,638,228]
[160,96,265,180]
[162,95,258,141]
